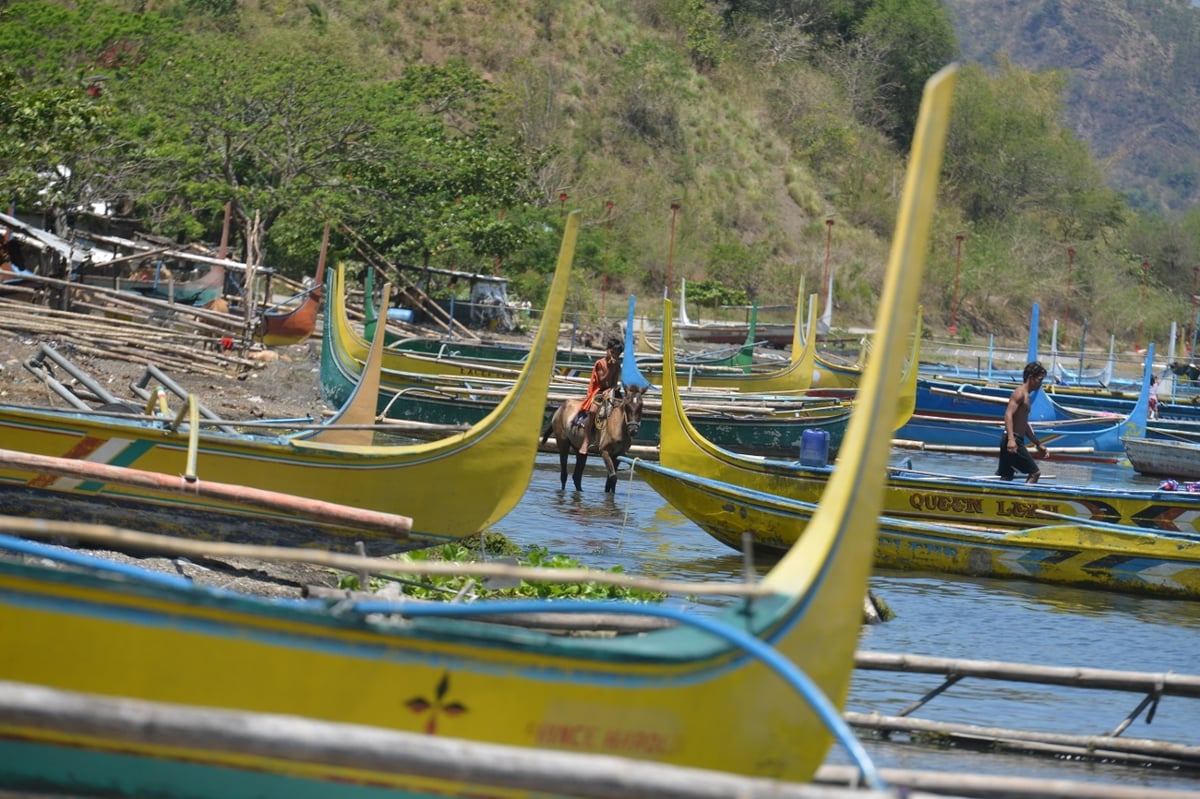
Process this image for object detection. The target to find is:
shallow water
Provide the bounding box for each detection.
[492,452,1200,792]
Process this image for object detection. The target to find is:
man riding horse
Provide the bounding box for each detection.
[575,337,623,455]
[544,334,645,493]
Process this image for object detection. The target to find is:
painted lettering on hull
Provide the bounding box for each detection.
[529,721,676,757]
[904,492,1064,522]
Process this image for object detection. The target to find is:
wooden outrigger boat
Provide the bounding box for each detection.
[256,278,321,346]
[1122,435,1200,481]
[674,278,796,347]
[341,273,828,394]
[0,214,583,552]
[895,387,1151,464]
[323,282,857,458]
[633,458,1200,600]
[895,332,1155,463]
[893,352,1154,465]
[642,302,1200,537]
[0,62,964,797]
[254,224,328,347]
[637,308,1200,599]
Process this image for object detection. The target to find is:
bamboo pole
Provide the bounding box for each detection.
[890,438,1098,456]
[6,270,242,329]
[856,651,1200,696]
[0,680,1192,799]
[843,711,1200,770]
[0,298,258,376]
[815,764,1195,799]
[339,223,479,340]
[0,449,412,538]
[3,513,770,598]
[0,680,910,799]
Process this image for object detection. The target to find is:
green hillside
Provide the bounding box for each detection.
[2,0,1199,353]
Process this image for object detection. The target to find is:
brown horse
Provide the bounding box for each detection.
[540,384,647,492]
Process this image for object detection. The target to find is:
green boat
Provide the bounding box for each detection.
[321,276,852,457]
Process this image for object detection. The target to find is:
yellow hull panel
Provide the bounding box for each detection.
[0,215,583,550]
[0,66,959,795]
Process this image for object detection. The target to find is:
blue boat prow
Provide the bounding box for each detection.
[623,295,652,391]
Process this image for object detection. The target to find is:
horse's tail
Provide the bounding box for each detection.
[540,413,556,447]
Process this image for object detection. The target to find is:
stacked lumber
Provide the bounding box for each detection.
[0,296,262,377]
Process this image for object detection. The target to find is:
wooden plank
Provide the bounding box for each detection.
[0,679,901,799]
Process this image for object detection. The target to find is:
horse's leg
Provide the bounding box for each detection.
[601,451,618,493]
[571,453,587,491]
[557,437,570,490]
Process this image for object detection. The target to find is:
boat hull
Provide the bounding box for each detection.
[634,460,1200,600]
[0,215,585,552]
[1123,435,1200,481]
[0,552,826,794]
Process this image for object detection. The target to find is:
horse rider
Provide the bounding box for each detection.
[576,336,623,455]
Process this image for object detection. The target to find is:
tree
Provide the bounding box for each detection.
[346,62,549,274]
[706,234,769,302]
[685,277,749,322]
[944,59,1125,236]
[0,1,178,231]
[0,69,108,232]
[106,30,382,271]
[854,0,957,146]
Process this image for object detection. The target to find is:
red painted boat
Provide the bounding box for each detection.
[256,225,327,347]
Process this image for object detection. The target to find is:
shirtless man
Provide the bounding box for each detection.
[997,361,1049,483]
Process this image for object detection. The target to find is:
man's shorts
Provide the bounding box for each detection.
[997,432,1040,480]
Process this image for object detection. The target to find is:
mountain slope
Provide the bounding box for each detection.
[945,0,1200,214]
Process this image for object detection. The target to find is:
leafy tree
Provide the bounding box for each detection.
[0,0,179,85]
[724,0,873,43]
[944,59,1126,238]
[0,1,178,230]
[706,234,769,302]
[105,30,382,270]
[855,0,957,146]
[0,69,108,232]
[664,0,727,72]
[347,62,549,274]
[685,277,748,321]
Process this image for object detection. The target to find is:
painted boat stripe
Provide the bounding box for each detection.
[27,437,147,492]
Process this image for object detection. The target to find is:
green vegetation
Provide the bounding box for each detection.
[338,533,665,602]
[1,0,1198,351]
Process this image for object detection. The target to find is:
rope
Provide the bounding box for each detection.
[618,458,641,550]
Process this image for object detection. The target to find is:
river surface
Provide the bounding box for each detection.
[490,451,1200,794]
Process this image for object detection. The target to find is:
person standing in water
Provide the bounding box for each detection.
[997,361,1049,483]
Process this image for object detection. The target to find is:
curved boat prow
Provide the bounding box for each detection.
[646,63,958,781]
[792,291,819,390]
[309,283,393,445]
[622,295,652,391]
[764,63,957,596]
[892,306,923,432]
[1120,342,1155,440]
[1027,302,1041,365]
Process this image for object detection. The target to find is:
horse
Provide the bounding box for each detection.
[540,383,647,493]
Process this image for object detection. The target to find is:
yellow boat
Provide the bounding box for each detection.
[650,307,1200,537]
[328,268,828,396]
[0,214,582,552]
[635,451,1200,599]
[0,64,959,799]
